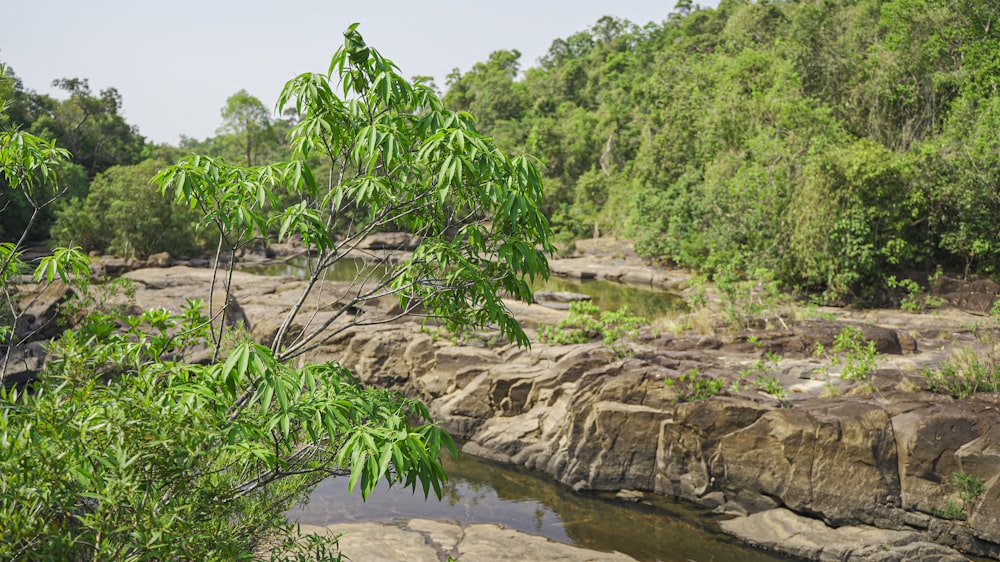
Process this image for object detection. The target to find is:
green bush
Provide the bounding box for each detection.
[52,158,206,258]
[923,348,1000,399]
[2,25,552,561]
[832,326,878,383]
[665,368,725,403]
[537,300,646,357]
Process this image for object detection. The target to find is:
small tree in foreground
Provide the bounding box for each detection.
[155,24,552,361]
[0,25,551,561]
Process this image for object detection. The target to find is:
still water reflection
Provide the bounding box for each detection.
[243,257,687,321]
[288,453,792,562]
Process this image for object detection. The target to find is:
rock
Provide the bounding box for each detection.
[795,319,903,355]
[358,232,423,251]
[146,252,172,268]
[15,281,74,342]
[292,519,637,562]
[533,290,592,306]
[932,276,1000,314]
[891,404,988,515]
[720,508,968,562]
[0,340,48,386]
[615,489,644,502]
[715,399,900,527]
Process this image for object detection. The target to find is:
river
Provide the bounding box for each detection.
[249,257,790,561]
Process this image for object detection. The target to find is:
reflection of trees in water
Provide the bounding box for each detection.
[243,258,686,321]
[445,455,789,562]
[532,277,687,320]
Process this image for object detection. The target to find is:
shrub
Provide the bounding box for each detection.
[832,326,878,383]
[537,300,646,356]
[665,368,725,403]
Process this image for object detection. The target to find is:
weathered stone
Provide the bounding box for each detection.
[720,509,968,562]
[146,251,172,267]
[15,281,73,342]
[892,404,988,515]
[795,319,903,354]
[533,290,591,304]
[1,340,47,385]
[932,276,1000,314]
[657,396,772,501]
[715,399,900,526]
[357,231,422,251]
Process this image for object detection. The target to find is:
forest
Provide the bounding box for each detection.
[3,0,1000,299]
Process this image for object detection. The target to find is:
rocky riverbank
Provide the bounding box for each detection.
[9,239,1000,560]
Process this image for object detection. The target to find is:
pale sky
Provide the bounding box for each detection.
[3,0,719,146]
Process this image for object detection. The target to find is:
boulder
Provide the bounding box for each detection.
[0,340,48,386]
[720,508,968,562]
[15,281,74,342]
[358,232,422,251]
[715,399,900,527]
[795,319,903,355]
[146,252,172,268]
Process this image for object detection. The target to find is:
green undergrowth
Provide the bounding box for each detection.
[537,301,646,357]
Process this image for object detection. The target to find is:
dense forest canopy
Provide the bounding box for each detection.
[446,0,1000,302]
[5,0,1000,303]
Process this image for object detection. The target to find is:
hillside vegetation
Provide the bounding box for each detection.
[445,0,1000,302]
[4,0,1000,303]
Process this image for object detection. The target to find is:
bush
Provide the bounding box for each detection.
[665,368,725,403]
[1,293,454,561]
[537,300,646,356]
[52,158,206,258]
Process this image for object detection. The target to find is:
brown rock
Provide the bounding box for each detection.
[715,399,900,526]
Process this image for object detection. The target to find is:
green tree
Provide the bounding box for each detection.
[217,89,278,166]
[30,77,146,175]
[1,25,552,561]
[158,24,553,359]
[52,157,206,258]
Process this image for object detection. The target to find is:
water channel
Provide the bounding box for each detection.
[287,453,791,562]
[248,257,790,561]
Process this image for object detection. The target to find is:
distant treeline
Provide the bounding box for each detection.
[444,0,1000,301]
[4,0,1000,302]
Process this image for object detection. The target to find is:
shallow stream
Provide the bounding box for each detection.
[287,453,791,562]
[256,256,788,560]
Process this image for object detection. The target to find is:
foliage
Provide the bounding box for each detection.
[665,368,725,403]
[716,268,793,331]
[934,470,987,520]
[933,501,966,521]
[831,326,879,383]
[1,301,453,560]
[217,89,279,166]
[1,26,552,561]
[537,300,646,356]
[923,347,1000,399]
[736,351,787,402]
[52,158,207,258]
[954,470,987,506]
[155,24,553,358]
[0,66,145,242]
[887,275,944,312]
[442,1,1000,299]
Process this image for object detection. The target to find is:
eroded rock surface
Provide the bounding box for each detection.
[294,518,636,562]
[98,265,1000,559]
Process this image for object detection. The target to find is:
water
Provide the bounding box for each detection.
[288,453,792,562]
[260,256,782,560]
[242,256,686,321]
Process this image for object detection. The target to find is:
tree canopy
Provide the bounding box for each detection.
[444,0,1000,301]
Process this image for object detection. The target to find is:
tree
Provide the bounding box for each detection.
[30,77,146,175]
[52,157,207,258]
[217,89,277,166]
[1,25,552,560]
[157,24,553,360]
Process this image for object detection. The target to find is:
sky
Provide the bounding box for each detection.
[3,0,719,146]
